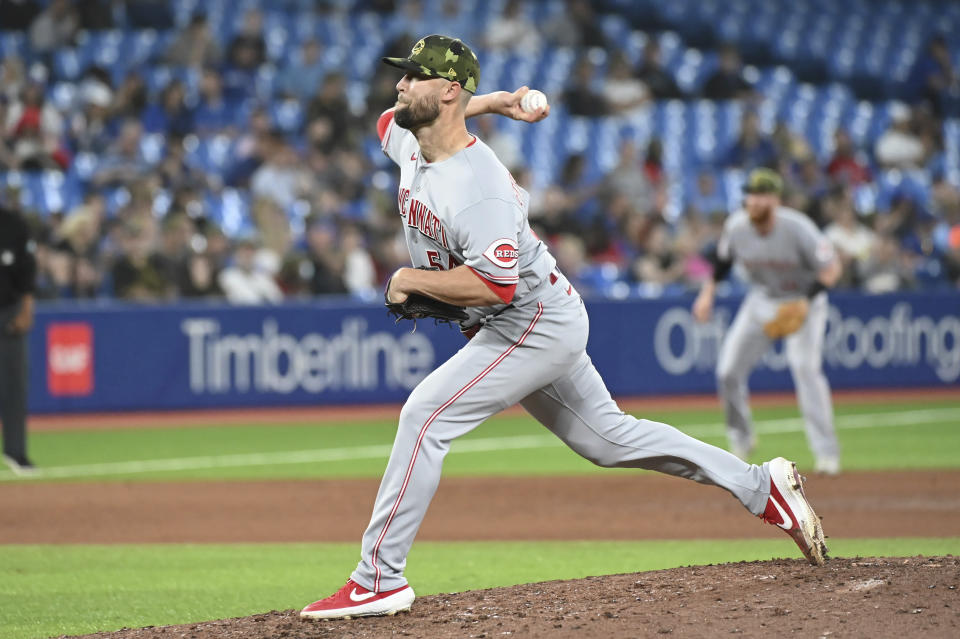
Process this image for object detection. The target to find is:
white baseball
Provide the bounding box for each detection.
[520,89,548,113]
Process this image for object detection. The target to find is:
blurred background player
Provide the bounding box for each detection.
[692,169,843,474]
[0,201,37,475]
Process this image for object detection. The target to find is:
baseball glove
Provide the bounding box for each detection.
[385,269,468,328]
[763,299,809,339]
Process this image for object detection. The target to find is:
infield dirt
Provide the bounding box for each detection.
[62,556,959,638]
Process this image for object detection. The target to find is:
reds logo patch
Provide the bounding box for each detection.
[483,238,520,269]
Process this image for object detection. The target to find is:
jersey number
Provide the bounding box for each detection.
[426,250,459,270]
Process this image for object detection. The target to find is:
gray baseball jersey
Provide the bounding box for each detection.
[718,207,836,299]
[715,206,839,464]
[380,108,555,324]
[350,109,777,594]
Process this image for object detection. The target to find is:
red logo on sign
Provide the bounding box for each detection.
[47,323,94,396]
[483,238,520,268]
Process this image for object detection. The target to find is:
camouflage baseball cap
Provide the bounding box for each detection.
[382,35,480,93]
[742,168,784,195]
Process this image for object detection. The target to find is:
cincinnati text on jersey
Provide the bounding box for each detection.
[398,188,450,249]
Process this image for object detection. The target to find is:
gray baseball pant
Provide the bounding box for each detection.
[351,283,772,592]
[716,291,839,461]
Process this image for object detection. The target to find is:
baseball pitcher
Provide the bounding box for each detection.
[301,37,829,621]
[693,168,843,473]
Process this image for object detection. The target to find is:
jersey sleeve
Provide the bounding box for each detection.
[454,198,521,289]
[796,218,836,272]
[377,108,415,166]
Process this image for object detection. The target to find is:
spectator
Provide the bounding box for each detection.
[192,68,237,135]
[341,224,377,298]
[306,73,355,152]
[0,55,26,102]
[112,72,149,120]
[251,198,292,276]
[251,140,314,209]
[155,213,195,283]
[91,119,152,188]
[632,222,684,286]
[826,128,871,186]
[4,81,68,170]
[906,35,960,117]
[702,44,753,100]
[860,233,913,293]
[28,0,78,59]
[33,239,74,300]
[603,139,660,218]
[224,107,273,187]
[178,250,222,298]
[294,220,348,296]
[635,39,683,100]
[141,80,193,137]
[227,8,267,71]
[875,102,925,169]
[686,170,727,219]
[770,121,813,168]
[532,154,598,236]
[787,155,830,226]
[111,223,174,301]
[218,236,283,304]
[278,39,326,101]
[643,138,665,186]
[71,80,117,154]
[725,110,777,170]
[165,13,222,70]
[824,194,876,287]
[602,53,650,115]
[484,4,541,54]
[0,97,19,170]
[562,58,609,117]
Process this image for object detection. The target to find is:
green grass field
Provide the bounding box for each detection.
[2,396,959,639]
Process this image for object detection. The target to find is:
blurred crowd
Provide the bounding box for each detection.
[0,0,958,305]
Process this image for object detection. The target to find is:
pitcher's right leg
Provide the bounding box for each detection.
[520,352,828,564]
[521,352,771,515]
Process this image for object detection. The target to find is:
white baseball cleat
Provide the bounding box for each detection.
[300,579,415,620]
[761,457,829,566]
[814,456,841,476]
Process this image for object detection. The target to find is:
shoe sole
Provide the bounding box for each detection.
[300,588,415,620]
[771,458,829,566]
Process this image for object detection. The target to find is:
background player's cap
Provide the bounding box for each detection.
[743,168,784,195]
[382,35,480,93]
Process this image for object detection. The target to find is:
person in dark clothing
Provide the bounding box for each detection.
[562,58,610,117]
[702,44,753,100]
[636,40,684,100]
[0,204,37,474]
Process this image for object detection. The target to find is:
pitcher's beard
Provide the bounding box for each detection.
[395,95,441,130]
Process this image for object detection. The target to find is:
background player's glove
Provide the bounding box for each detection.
[763,299,809,339]
[385,269,469,327]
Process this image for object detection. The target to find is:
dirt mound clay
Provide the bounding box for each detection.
[67,556,959,639]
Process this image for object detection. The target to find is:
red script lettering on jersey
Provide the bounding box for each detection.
[483,238,520,268]
[397,188,449,249]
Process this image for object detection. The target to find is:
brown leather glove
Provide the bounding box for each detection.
[763,299,809,339]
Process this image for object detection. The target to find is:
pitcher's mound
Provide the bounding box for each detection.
[68,556,959,638]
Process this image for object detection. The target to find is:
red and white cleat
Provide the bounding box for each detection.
[761,457,829,566]
[300,579,415,620]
